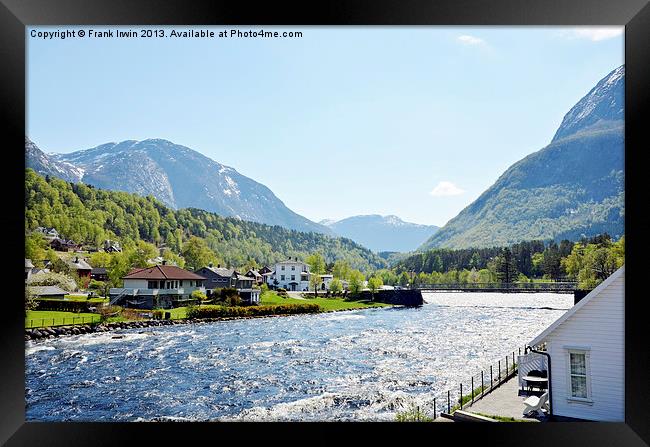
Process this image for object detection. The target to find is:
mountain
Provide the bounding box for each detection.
[321,214,439,252]
[25,138,333,236]
[25,137,84,183]
[420,65,625,250]
[25,169,387,272]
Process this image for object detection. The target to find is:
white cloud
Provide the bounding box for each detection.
[430,181,465,197]
[559,27,623,42]
[457,35,486,46]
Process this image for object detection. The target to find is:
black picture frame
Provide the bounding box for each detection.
[2,0,648,445]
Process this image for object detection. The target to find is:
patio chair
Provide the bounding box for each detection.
[523,391,549,417]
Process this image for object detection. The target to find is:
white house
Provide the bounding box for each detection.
[268,257,311,291]
[109,264,207,309]
[526,266,624,421]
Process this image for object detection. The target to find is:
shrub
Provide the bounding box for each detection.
[277,288,288,297]
[186,303,321,319]
[395,405,433,422]
[191,290,208,302]
[260,283,269,293]
[152,309,164,320]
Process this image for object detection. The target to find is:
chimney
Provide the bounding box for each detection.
[209,262,213,268]
[75,256,79,263]
[162,260,167,265]
[217,264,221,268]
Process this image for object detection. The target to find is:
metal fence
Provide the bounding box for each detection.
[25,315,101,328]
[429,346,526,420]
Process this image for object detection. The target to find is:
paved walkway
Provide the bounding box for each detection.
[462,376,543,421]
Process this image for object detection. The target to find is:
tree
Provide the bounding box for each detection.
[348,270,365,295]
[329,278,343,294]
[25,287,37,314]
[309,273,322,296]
[25,232,48,267]
[495,248,518,284]
[367,276,383,297]
[332,259,351,280]
[306,252,326,275]
[398,271,410,287]
[182,236,217,270]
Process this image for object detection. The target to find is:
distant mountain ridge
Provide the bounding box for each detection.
[321,214,439,253]
[25,138,333,236]
[419,65,625,250]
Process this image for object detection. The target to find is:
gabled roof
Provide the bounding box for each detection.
[66,257,92,270]
[199,266,237,277]
[124,265,206,280]
[91,267,108,274]
[246,269,262,278]
[28,285,68,296]
[529,265,624,346]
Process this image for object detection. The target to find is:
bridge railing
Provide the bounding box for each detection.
[415,282,577,291]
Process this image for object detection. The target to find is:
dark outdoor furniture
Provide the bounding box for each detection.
[523,370,549,392]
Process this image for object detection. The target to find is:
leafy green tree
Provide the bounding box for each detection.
[25,287,37,314]
[332,259,351,280]
[25,232,48,267]
[306,252,326,275]
[398,271,410,287]
[309,273,322,296]
[367,276,383,294]
[182,236,217,270]
[329,278,343,294]
[348,270,365,295]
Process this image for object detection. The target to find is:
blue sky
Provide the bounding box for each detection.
[27,26,623,226]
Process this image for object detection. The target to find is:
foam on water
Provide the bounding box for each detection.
[26,292,572,421]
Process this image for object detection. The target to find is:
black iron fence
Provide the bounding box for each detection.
[429,346,525,420]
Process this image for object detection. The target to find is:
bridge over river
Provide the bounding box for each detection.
[413,282,578,294]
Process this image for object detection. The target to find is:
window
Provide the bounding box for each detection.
[281,275,285,281]
[291,265,295,271]
[148,280,157,289]
[281,265,285,271]
[567,349,590,399]
[291,275,295,280]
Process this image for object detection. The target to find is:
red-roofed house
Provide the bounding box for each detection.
[109,263,206,309]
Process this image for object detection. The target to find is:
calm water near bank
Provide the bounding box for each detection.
[25,292,572,421]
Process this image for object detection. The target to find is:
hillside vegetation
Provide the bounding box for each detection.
[24,169,386,272]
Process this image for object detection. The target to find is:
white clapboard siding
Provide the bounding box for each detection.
[531,267,624,421]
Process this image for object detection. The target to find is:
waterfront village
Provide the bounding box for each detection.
[24,226,626,424]
[25,226,387,320]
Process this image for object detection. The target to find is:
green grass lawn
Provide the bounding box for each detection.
[25,310,101,328]
[260,291,389,311]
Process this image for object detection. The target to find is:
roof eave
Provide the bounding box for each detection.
[529,265,624,347]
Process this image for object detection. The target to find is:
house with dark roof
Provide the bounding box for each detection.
[65,256,93,278]
[194,264,239,290]
[245,269,264,285]
[50,238,80,252]
[109,263,207,309]
[195,264,260,304]
[90,267,109,282]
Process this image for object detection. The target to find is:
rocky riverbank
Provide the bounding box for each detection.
[25,305,396,341]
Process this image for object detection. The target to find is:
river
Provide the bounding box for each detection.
[25,292,573,421]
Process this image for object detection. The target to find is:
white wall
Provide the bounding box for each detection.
[546,273,624,421]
